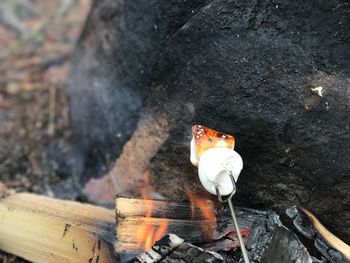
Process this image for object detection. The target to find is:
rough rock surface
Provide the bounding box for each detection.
[68,0,350,242]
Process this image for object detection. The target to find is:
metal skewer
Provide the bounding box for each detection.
[215,172,250,263]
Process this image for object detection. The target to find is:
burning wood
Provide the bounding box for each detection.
[115,196,221,255]
[114,196,311,262]
[1,191,346,262]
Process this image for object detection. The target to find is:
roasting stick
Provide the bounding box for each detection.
[216,173,250,263]
[190,124,251,263]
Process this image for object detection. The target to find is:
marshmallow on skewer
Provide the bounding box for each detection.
[190,125,243,195]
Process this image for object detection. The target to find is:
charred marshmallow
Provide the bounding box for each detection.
[190,125,243,195]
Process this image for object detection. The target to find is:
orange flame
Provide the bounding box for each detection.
[136,172,169,250]
[187,190,217,239]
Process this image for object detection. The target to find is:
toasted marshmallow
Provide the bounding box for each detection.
[190,124,235,167]
[198,147,243,195]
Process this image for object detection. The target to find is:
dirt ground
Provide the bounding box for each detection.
[0,1,91,261]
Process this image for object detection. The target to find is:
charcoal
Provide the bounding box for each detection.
[287,206,350,263]
[259,226,310,263]
[128,234,224,263]
[286,206,315,239]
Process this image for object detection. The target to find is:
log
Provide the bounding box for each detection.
[0,192,118,263]
[115,196,252,256]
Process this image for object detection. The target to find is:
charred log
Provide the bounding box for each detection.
[287,206,350,263]
[128,234,224,263]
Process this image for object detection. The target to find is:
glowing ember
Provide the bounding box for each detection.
[225,228,250,244]
[136,172,169,250]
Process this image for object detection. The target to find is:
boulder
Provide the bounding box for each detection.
[68,0,350,242]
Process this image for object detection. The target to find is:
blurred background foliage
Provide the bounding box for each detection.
[0,1,91,261]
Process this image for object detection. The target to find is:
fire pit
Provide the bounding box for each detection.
[1,0,350,262]
[115,195,310,262]
[1,124,350,262]
[114,125,310,262]
[0,189,349,262]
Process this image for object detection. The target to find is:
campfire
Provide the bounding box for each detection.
[0,125,350,262]
[1,0,350,261]
[1,191,349,262]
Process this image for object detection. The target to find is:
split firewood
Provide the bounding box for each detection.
[128,234,224,263]
[115,196,250,254]
[0,192,118,263]
[287,206,350,263]
[115,196,311,262]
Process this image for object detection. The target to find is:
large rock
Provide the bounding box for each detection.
[68,0,350,241]
[67,0,212,178]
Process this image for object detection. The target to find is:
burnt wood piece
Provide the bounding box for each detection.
[115,196,311,262]
[115,196,251,255]
[287,206,350,263]
[128,234,224,263]
[0,192,117,263]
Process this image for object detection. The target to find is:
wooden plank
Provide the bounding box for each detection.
[0,192,117,263]
[116,196,209,220]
